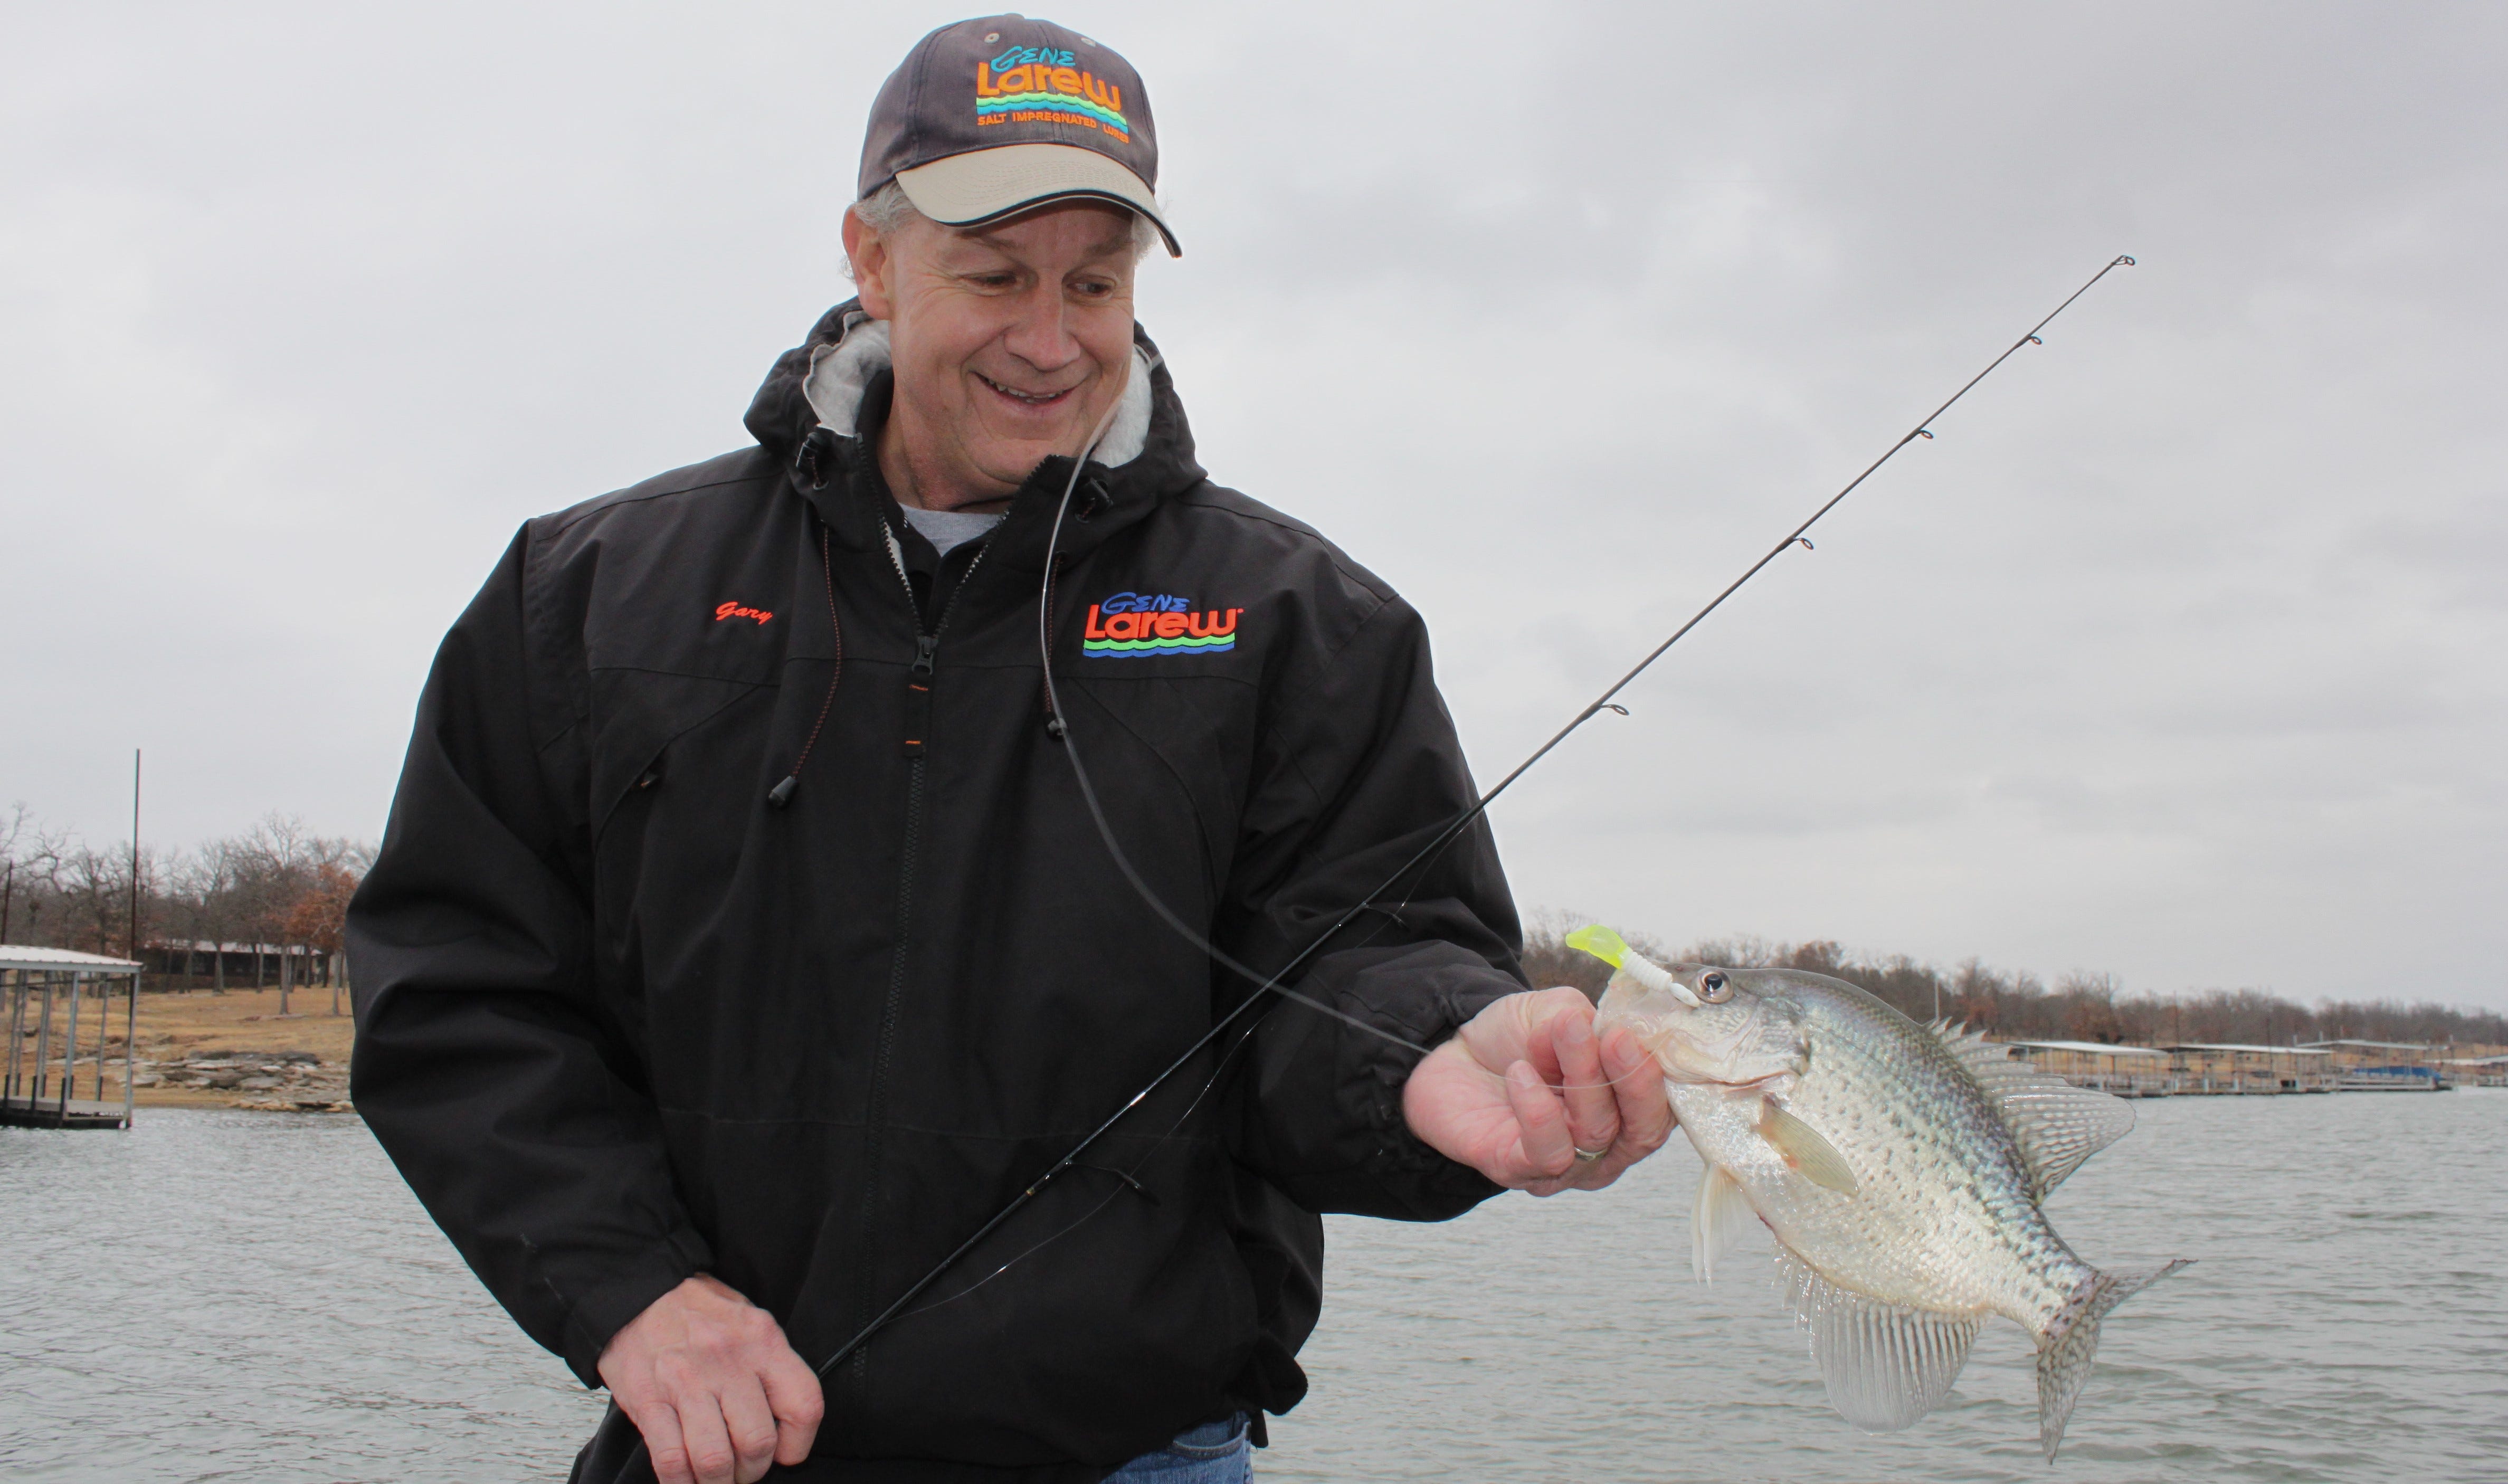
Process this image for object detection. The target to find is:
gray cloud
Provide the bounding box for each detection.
[4,2,2501,1008]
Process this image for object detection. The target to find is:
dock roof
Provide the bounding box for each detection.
[2162,1042,2332,1056]
[0,945,142,974]
[2300,1039,2433,1051]
[1997,1039,2170,1058]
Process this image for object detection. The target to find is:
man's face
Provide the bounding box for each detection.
[845,199,1139,511]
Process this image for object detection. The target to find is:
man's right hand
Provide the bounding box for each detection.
[597,1273,823,1484]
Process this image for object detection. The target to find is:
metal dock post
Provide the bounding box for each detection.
[123,967,137,1124]
[33,976,53,1105]
[59,971,83,1126]
[5,969,22,1100]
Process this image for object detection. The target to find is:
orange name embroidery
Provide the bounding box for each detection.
[715,602,773,625]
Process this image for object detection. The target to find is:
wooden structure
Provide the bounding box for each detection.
[2160,1043,2335,1095]
[2300,1039,2456,1092]
[142,939,343,996]
[2443,1054,2507,1089]
[2,945,142,1129]
[1995,1038,2176,1097]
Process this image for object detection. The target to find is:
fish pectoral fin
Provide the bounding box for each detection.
[1759,1101,1859,1194]
[1690,1165,1761,1285]
[1773,1242,1983,1433]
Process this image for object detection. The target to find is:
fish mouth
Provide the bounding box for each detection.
[1636,1004,1798,1091]
[1656,1063,1794,1095]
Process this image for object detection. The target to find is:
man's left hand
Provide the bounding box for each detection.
[1401,987,1674,1195]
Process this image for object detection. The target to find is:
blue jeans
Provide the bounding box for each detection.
[1101,1414,1252,1482]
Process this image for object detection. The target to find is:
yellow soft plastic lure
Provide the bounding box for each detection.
[1566,924,1697,1006]
[1564,923,1631,967]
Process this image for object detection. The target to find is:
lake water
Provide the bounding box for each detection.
[3,1093,2502,1482]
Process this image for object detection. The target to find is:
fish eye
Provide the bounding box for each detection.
[1698,971,1731,1003]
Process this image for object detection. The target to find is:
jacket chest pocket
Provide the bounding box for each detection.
[587,671,780,973]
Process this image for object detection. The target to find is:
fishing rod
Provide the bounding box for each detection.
[799,252,2140,1386]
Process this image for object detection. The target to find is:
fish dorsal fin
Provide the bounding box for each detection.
[1692,1164,1761,1283]
[1933,1024,2136,1201]
[1773,1242,1983,1432]
[1759,1101,1859,1194]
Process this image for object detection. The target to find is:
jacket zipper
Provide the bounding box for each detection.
[852,523,988,1386]
[1039,553,1067,718]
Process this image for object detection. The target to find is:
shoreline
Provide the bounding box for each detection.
[12,986,356,1114]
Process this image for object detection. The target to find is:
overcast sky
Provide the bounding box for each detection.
[4,3,2501,1010]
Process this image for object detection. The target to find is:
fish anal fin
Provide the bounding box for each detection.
[1759,1101,1859,1194]
[1691,1164,1761,1284]
[1772,1243,1983,1432]
[2035,1259,2192,1461]
[1931,1024,2138,1200]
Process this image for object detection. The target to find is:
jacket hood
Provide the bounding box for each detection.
[743,300,1207,567]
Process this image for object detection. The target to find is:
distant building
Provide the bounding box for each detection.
[2159,1043,2334,1094]
[2442,1053,2508,1089]
[1994,1038,2175,1097]
[2298,1040,2453,1091]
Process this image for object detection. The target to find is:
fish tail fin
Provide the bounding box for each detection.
[2034,1260,2191,1462]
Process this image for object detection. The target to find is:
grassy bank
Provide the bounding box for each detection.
[11,987,356,1111]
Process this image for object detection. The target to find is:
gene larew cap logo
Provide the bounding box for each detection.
[1084,592,1240,658]
[976,44,1131,142]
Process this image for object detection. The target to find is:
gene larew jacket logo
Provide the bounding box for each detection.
[1083,592,1241,658]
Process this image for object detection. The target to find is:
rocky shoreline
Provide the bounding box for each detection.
[133,1048,354,1112]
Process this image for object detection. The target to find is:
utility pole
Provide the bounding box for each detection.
[127,751,142,962]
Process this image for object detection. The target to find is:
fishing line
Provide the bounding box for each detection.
[803,253,2137,1383]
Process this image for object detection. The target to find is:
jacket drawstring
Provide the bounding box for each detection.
[768,521,842,808]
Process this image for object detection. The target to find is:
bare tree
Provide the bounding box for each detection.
[1515,917,2507,1050]
[281,863,360,1014]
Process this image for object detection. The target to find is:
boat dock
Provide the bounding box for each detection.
[2,946,142,1130]
[2444,1053,2508,1089]
[1992,1035,2488,1097]
[2308,1039,2466,1092]
[1997,1039,2182,1097]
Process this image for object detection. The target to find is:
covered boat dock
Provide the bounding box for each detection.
[2160,1042,2335,1094]
[1994,1038,2176,1097]
[2443,1053,2508,1089]
[2,946,141,1129]
[2300,1039,2457,1091]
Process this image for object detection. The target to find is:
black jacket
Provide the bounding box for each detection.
[347,304,1525,1480]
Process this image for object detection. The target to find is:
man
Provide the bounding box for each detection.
[348,16,1670,1484]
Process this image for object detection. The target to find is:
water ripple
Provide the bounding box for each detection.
[2,1093,2502,1481]
[0,1111,604,1482]
[1264,1089,2508,1482]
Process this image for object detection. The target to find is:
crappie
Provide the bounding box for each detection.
[1576,926,2186,1461]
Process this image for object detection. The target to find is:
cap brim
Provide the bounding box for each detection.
[893,143,1180,257]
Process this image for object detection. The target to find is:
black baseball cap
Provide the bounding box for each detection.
[857,15,1179,256]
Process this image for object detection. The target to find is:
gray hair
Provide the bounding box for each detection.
[843,180,1160,279]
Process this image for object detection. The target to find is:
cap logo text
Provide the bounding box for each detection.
[976,51,1130,141]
